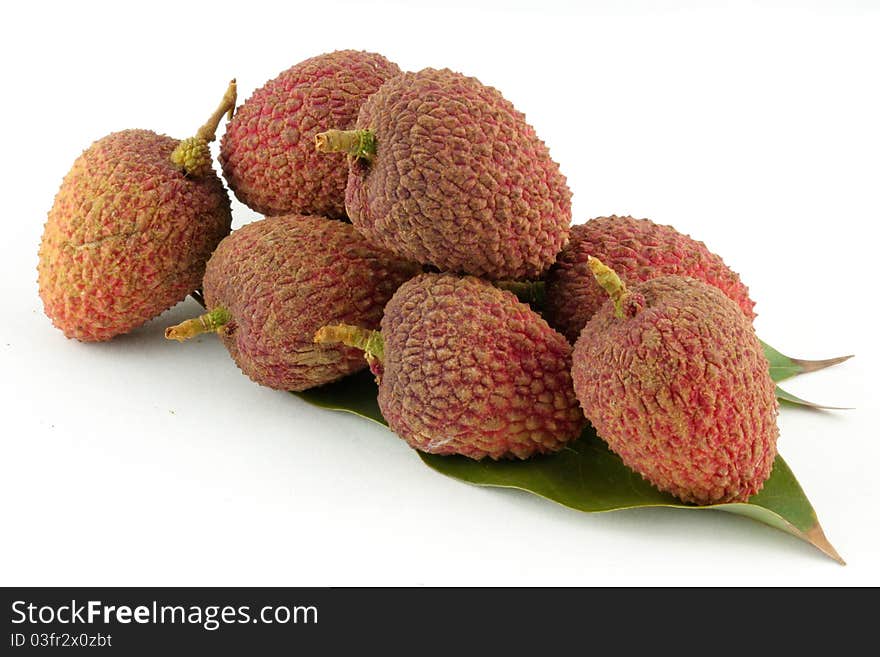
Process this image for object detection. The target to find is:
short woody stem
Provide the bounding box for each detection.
[588,256,629,319]
[165,307,231,342]
[171,80,237,177]
[196,79,238,143]
[314,324,384,362]
[314,129,376,162]
[494,280,546,308]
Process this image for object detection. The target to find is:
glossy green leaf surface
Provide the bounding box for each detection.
[295,363,844,564]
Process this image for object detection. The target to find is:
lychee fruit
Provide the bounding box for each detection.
[545,216,756,343]
[165,214,419,391]
[219,50,402,219]
[314,273,585,459]
[38,81,237,342]
[315,68,572,280]
[571,257,778,505]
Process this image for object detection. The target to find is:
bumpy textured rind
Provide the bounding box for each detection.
[204,214,419,391]
[220,50,401,218]
[545,216,756,343]
[38,129,232,342]
[378,274,585,460]
[346,68,572,280]
[572,276,778,505]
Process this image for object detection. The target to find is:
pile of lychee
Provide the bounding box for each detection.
[38,50,779,506]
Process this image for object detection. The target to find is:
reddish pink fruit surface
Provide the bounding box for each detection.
[38,129,232,342]
[545,216,756,343]
[220,50,401,219]
[572,274,777,505]
[197,214,419,391]
[340,68,572,280]
[377,274,585,460]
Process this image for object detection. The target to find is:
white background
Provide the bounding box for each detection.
[1,0,877,585]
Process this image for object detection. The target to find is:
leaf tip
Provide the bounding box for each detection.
[791,353,854,374]
[806,524,846,565]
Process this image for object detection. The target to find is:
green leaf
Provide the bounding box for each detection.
[762,340,852,383]
[761,341,853,409]
[295,370,844,564]
[775,385,851,411]
[299,369,385,421]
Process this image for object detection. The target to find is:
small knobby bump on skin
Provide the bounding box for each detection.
[622,293,646,317]
[171,80,237,177]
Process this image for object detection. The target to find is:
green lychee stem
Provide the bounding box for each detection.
[494,280,546,309]
[314,129,376,163]
[165,307,231,342]
[171,80,237,177]
[588,256,629,319]
[195,79,238,143]
[314,324,384,362]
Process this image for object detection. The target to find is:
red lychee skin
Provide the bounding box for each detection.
[545,216,756,343]
[205,214,419,391]
[346,68,572,280]
[572,276,778,505]
[377,274,585,460]
[219,50,401,219]
[38,129,232,342]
